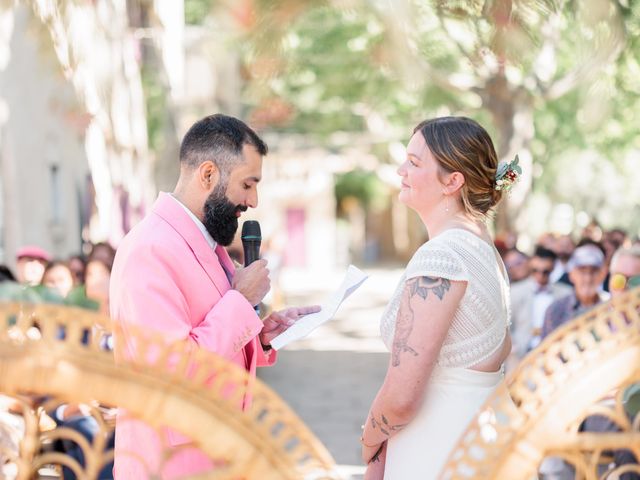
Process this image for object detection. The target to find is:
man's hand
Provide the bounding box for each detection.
[260,305,321,346]
[232,259,270,306]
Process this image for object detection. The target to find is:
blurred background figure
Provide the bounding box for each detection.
[541,243,608,339]
[15,246,51,286]
[503,248,530,284]
[41,261,75,298]
[0,265,16,283]
[609,245,640,296]
[509,246,572,368]
[85,243,116,315]
[67,254,87,286]
[549,234,575,286]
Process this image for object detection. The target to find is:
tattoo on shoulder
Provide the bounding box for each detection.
[391,276,451,367]
[408,276,451,300]
[370,412,407,437]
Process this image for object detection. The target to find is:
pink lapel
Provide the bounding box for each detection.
[214,244,236,282]
[152,192,230,297]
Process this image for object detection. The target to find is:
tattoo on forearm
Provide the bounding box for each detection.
[392,276,450,367]
[370,412,407,437]
[371,446,384,462]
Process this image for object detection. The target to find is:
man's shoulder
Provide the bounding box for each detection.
[547,293,574,315]
[511,278,534,296]
[118,213,184,257]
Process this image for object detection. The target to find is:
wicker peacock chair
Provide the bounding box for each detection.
[0,302,340,479]
[440,287,640,480]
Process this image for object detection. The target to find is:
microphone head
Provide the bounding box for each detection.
[241,220,261,241]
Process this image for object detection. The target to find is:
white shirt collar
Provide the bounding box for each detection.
[169,194,217,250]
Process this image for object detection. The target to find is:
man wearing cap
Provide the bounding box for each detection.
[541,242,609,339]
[15,245,51,286]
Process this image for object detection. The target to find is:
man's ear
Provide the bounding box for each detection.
[198,161,220,190]
[443,171,465,195]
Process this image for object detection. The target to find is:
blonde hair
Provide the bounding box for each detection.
[413,116,502,219]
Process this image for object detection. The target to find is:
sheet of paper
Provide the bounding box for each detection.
[270,265,368,350]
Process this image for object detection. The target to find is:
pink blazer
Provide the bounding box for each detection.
[110,192,276,479]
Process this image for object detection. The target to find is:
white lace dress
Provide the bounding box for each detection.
[379,229,511,479]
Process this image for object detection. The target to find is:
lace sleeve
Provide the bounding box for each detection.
[405,244,468,282]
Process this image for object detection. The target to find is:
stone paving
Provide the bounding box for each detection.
[257,265,404,478]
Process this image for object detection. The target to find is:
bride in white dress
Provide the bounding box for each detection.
[360,116,517,479]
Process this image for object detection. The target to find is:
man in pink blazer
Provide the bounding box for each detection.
[110,114,318,479]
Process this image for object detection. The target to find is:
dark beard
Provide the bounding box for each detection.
[202,183,247,246]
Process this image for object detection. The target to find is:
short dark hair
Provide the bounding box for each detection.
[533,245,557,262]
[179,114,268,175]
[576,238,606,257]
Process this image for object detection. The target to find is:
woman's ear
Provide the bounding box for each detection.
[198,161,220,191]
[443,171,465,195]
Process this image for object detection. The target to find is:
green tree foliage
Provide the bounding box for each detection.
[236,0,639,232]
[334,169,387,211]
[185,0,216,25]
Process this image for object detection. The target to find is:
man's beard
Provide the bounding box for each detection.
[203,183,247,246]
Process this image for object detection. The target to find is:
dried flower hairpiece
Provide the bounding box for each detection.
[495,155,522,192]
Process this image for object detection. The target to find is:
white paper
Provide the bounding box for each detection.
[270,265,368,350]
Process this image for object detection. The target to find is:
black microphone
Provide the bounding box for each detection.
[241,220,262,315]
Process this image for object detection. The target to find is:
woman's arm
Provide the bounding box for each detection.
[361,276,466,462]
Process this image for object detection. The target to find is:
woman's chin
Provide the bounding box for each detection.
[398,191,409,204]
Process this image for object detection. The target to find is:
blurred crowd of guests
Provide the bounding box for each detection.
[0,242,117,479]
[497,227,639,368]
[0,242,116,316]
[498,227,640,480]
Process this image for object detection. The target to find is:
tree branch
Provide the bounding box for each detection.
[540,8,626,100]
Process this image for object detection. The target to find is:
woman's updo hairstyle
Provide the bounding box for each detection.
[413,116,503,219]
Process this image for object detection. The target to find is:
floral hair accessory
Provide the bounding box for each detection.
[495,155,522,192]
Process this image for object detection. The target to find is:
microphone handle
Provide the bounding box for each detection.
[242,240,261,315]
[243,244,261,266]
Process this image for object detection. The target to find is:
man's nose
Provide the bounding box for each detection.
[247,190,258,208]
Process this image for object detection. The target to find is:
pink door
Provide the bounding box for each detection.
[285,208,306,267]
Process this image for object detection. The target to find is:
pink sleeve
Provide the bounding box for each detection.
[114,244,263,360]
[256,343,277,367]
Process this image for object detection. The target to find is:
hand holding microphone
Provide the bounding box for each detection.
[232,221,270,312]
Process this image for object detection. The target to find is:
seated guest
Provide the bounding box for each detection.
[67,254,87,286]
[503,248,530,283]
[549,234,575,286]
[510,246,572,364]
[15,245,51,286]
[85,243,115,315]
[41,261,75,298]
[541,243,609,339]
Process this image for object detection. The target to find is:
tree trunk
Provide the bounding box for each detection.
[481,73,534,234]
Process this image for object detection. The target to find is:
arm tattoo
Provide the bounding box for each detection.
[392,276,451,367]
[370,412,407,437]
[409,276,451,300]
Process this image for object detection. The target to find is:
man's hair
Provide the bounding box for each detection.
[533,245,557,262]
[179,114,268,176]
[576,238,606,257]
